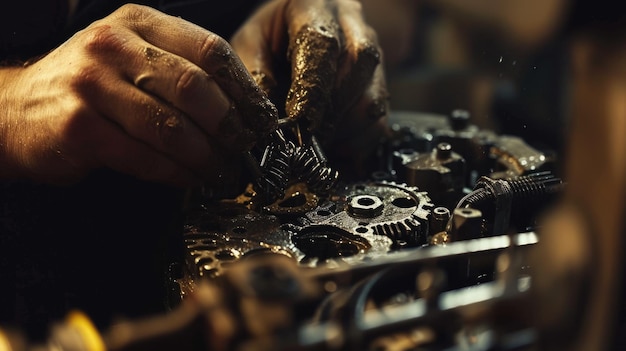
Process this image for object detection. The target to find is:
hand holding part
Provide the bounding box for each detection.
[230,0,389,143]
[0,4,277,186]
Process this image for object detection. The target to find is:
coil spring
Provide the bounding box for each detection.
[291,136,339,194]
[248,129,295,204]
[458,171,564,208]
[247,128,339,204]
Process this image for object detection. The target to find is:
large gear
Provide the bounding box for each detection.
[287,181,435,265]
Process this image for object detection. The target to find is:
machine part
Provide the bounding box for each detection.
[2,233,540,351]
[403,142,466,209]
[349,195,384,217]
[298,232,539,351]
[448,109,471,131]
[293,225,373,262]
[247,126,339,206]
[291,135,339,195]
[384,110,557,190]
[490,135,551,177]
[455,171,565,235]
[429,231,450,246]
[182,204,292,280]
[434,110,499,186]
[449,207,484,241]
[252,128,295,204]
[284,181,434,266]
[182,181,433,283]
[68,109,580,351]
[262,182,320,216]
[390,148,420,181]
[429,206,451,236]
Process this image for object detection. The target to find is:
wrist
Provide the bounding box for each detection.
[0,66,28,180]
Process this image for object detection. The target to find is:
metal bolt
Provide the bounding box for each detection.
[450,109,470,130]
[435,142,452,160]
[349,195,384,217]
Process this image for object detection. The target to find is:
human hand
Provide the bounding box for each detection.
[230,0,390,170]
[0,4,278,187]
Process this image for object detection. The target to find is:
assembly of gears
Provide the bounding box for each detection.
[151,109,568,351]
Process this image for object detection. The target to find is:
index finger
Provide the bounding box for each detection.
[117,4,279,145]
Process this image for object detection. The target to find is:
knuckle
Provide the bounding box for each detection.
[116,3,154,22]
[175,64,208,101]
[198,33,231,64]
[82,23,128,56]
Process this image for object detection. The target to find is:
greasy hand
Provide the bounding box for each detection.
[0,4,277,186]
[231,0,390,159]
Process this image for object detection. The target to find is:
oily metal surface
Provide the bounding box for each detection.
[182,181,433,277]
[287,181,434,266]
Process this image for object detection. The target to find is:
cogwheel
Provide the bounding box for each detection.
[288,181,435,265]
[370,216,423,243]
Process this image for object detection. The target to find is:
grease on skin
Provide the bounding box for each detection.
[145,104,184,145]
[367,93,390,122]
[208,42,279,149]
[143,46,176,68]
[332,43,380,116]
[143,46,162,63]
[286,23,340,131]
[250,70,277,98]
[143,43,278,151]
[216,104,256,152]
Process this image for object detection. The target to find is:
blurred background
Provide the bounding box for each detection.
[358,1,626,350]
[361,0,573,155]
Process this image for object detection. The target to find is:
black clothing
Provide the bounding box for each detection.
[1,0,262,62]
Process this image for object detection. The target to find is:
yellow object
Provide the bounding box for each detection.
[66,310,106,351]
[0,328,12,351]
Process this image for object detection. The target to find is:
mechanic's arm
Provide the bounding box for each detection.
[0,4,278,187]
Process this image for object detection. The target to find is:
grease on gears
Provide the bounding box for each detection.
[181,180,434,281]
[249,126,339,205]
[287,181,434,266]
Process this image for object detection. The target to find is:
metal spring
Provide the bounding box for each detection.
[291,136,339,194]
[249,129,295,204]
[457,171,565,209]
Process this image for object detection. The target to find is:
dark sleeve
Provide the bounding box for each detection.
[65,0,267,42]
[2,0,266,62]
[0,0,69,62]
[0,171,186,341]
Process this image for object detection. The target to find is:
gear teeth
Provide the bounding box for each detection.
[372,217,423,244]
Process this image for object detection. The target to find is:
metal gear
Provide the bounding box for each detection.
[287,181,435,265]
